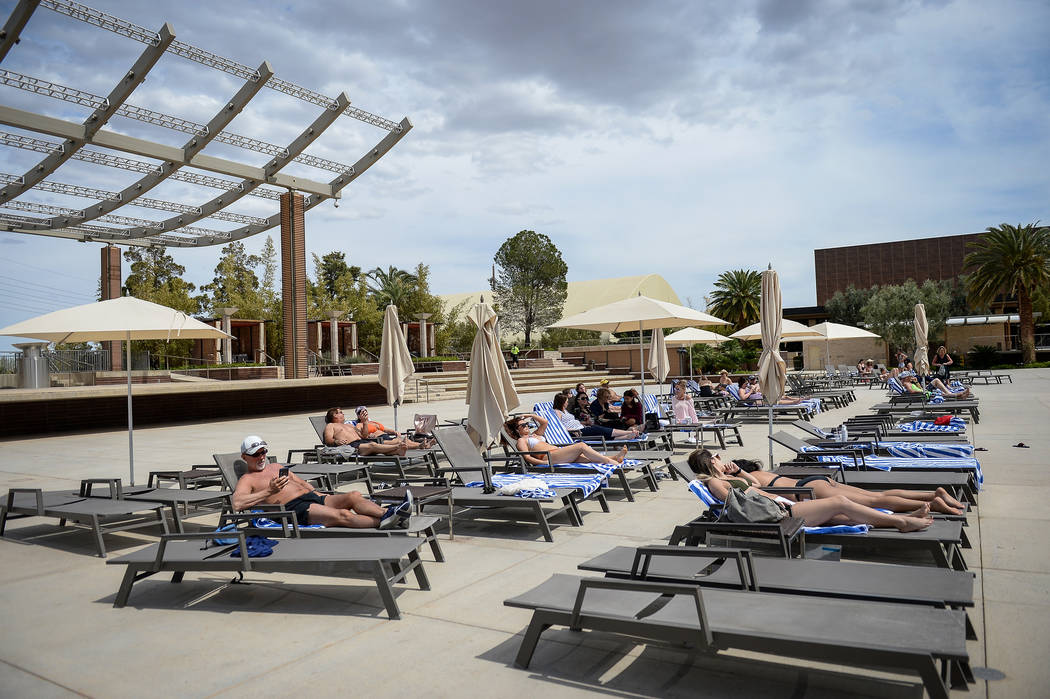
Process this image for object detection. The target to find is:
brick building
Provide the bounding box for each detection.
[813,233,981,305]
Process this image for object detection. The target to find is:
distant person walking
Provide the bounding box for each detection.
[510,344,520,368]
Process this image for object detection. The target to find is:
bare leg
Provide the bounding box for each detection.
[546,443,617,464]
[324,491,385,517]
[811,481,960,514]
[790,495,933,532]
[307,501,382,528]
[358,442,407,456]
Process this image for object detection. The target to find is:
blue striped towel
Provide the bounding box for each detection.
[686,480,869,535]
[888,377,906,394]
[812,454,982,489]
[464,472,607,498]
[898,418,966,432]
[878,441,974,458]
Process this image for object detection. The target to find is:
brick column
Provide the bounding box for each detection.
[280,191,308,378]
[100,244,122,371]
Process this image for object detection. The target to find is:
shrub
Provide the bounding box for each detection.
[967,345,999,369]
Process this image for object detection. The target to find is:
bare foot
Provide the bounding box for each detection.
[396,442,408,457]
[931,496,964,515]
[612,445,628,463]
[904,502,931,518]
[935,487,965,509]
[897,515,933,532]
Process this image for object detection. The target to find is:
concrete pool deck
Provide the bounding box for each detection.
[1,370,1047,697]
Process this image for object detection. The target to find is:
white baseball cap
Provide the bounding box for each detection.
[240,435,268,455]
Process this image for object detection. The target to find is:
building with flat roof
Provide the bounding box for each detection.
[814,233,981,305]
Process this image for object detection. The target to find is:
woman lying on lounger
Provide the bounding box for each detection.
[690,450,964,515]
[899,372,973,399]
[685,449,934,532]
[736,377,804,405]
[506,414,629,466]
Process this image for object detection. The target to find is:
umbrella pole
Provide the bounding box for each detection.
[689,344,693,383]
[638,323,645,402]
[126,331,134,485]
[768,405,774,470]
[393,402,398,433]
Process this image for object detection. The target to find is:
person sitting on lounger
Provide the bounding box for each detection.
[684,448,933,532]
[354,406,434,448]
[899,372,972,399]
[321,407,426,459]
[552,393,639,440]
[672,382,700,424]
[737,377,803,405]
[590,387,628,429]
[690,450,964,515]
[232,435,411,529]
[695,374,715,397]
[506,413,628,466]
[619,389,644,428]
[598,378,621,401]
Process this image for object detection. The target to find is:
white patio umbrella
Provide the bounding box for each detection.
[757,269,788,469]
[465,302,519,451]
[377,304,416,432]
[647,329,670,393]
[0,296,230,484]
[914,303,930,377]
[730,318,824,341]
[548,295,727,404]
[664,327,727,382]
[807,321,881,369]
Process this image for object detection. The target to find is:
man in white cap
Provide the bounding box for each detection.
[232,435,411,529]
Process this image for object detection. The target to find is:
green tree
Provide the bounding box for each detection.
[825,285,877,326]
[259,236,283,362]
[366,265,418,309]
[122,246,198,361]
[708,269,761,330]
[964,222,1050,363]
[861,280,951,355]
[539,327,602,349]
[199,241,263,317]
[435,299,476,355]
[313,251,361,300]
[491,230,568,346]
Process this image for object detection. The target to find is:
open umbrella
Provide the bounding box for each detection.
[0,296,230,484]
[647,329,670,393]
[806,321,881,369]
[465,302,519,453]
[757,269,788,469]
[914,303,930,376]
[729,318,823,341]
[663,327,727,382]
[377,304,416,432]
[548,295,727,404]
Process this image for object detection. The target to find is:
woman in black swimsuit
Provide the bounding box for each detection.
[692,451,965,515]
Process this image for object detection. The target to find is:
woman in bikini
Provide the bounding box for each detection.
[685,449,935,532]
[692,450,965,515]
[506,414,628,466]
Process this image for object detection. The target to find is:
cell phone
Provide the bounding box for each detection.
[278,467,289,477]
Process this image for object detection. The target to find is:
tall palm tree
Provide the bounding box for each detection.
[708,269,762,330]
[366,265,418,308]
[964,222,1050,363]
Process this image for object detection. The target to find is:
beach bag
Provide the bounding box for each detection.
[935,364,948,379]
[719,487,789,524]
[644,413,661,431]
[934,415,953,426]
[413,414,437,436]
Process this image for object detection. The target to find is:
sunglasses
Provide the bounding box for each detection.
[249,449,268,457]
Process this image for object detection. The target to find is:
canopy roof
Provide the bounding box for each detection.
[549,296,726,333]
[730,318,822,341]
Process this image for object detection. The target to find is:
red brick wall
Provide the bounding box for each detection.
[814,233,982,305]
[281,192,308,378]
[100,244,122,371]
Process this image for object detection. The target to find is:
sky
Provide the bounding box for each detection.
[1,0,1048,353]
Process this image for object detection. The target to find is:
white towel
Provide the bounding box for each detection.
[497,477,548,495]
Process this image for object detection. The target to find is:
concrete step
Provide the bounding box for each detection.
[403,366,652,403]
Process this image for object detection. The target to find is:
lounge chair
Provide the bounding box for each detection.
[430,425,592,542]
[772,464,978,507]
[308,415,439,480]
[793,418,968,444]
[213,454,445,562]
[503,573,970,698]
[717,383,820,423]
[107,529,429,619]
[531,402,665,451]
[789,422,975,458]
[578,544,976,639]
[640,394,744,450]
[670,463,968,570]
[1,488,168,558]
[72,478,232,534]
[768,431,983,491]
[871,400,980,424]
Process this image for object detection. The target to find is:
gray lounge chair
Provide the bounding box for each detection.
[579,544,976,639]
[871,401,980,424]
[773,464,978,507]
[308,415,438,480]
[213,454,445,562]
[107,530,429,619]
[431,425,590,542]
[71,478,232,534]
[504,574,970,698]
[792,419,968,444]
[1,488,168,558]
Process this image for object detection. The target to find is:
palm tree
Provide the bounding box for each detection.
[708,269,762,330]
[366,265,418,308]
[964,222,1050,363]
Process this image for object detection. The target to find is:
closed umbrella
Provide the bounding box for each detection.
[914,303,930,377]
[757,268,788,469]
[465,302,519,453]
[377,304,416,432]
[0,296,230,484]
[647,328,669,394]
[549,295,727,405]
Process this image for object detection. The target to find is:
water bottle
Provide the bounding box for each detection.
[841,424,848,442]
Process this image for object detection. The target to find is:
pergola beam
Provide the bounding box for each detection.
[0,104,337,198]
[0,0,39,63]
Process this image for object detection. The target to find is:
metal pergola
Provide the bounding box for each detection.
[0,0,412,247]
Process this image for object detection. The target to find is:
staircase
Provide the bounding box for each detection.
[403,359,656,403]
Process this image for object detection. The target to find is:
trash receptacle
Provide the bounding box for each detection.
[13,342,50,389]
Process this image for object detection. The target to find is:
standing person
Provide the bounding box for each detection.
[932,346,954,380]
[510,344,520,368]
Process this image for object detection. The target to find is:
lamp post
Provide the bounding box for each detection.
[416,312,432,358]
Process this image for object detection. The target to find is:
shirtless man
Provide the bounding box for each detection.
[321,407,418,458]
[232,435,411,529]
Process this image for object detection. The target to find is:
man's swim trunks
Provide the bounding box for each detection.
[283,492,326,525]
